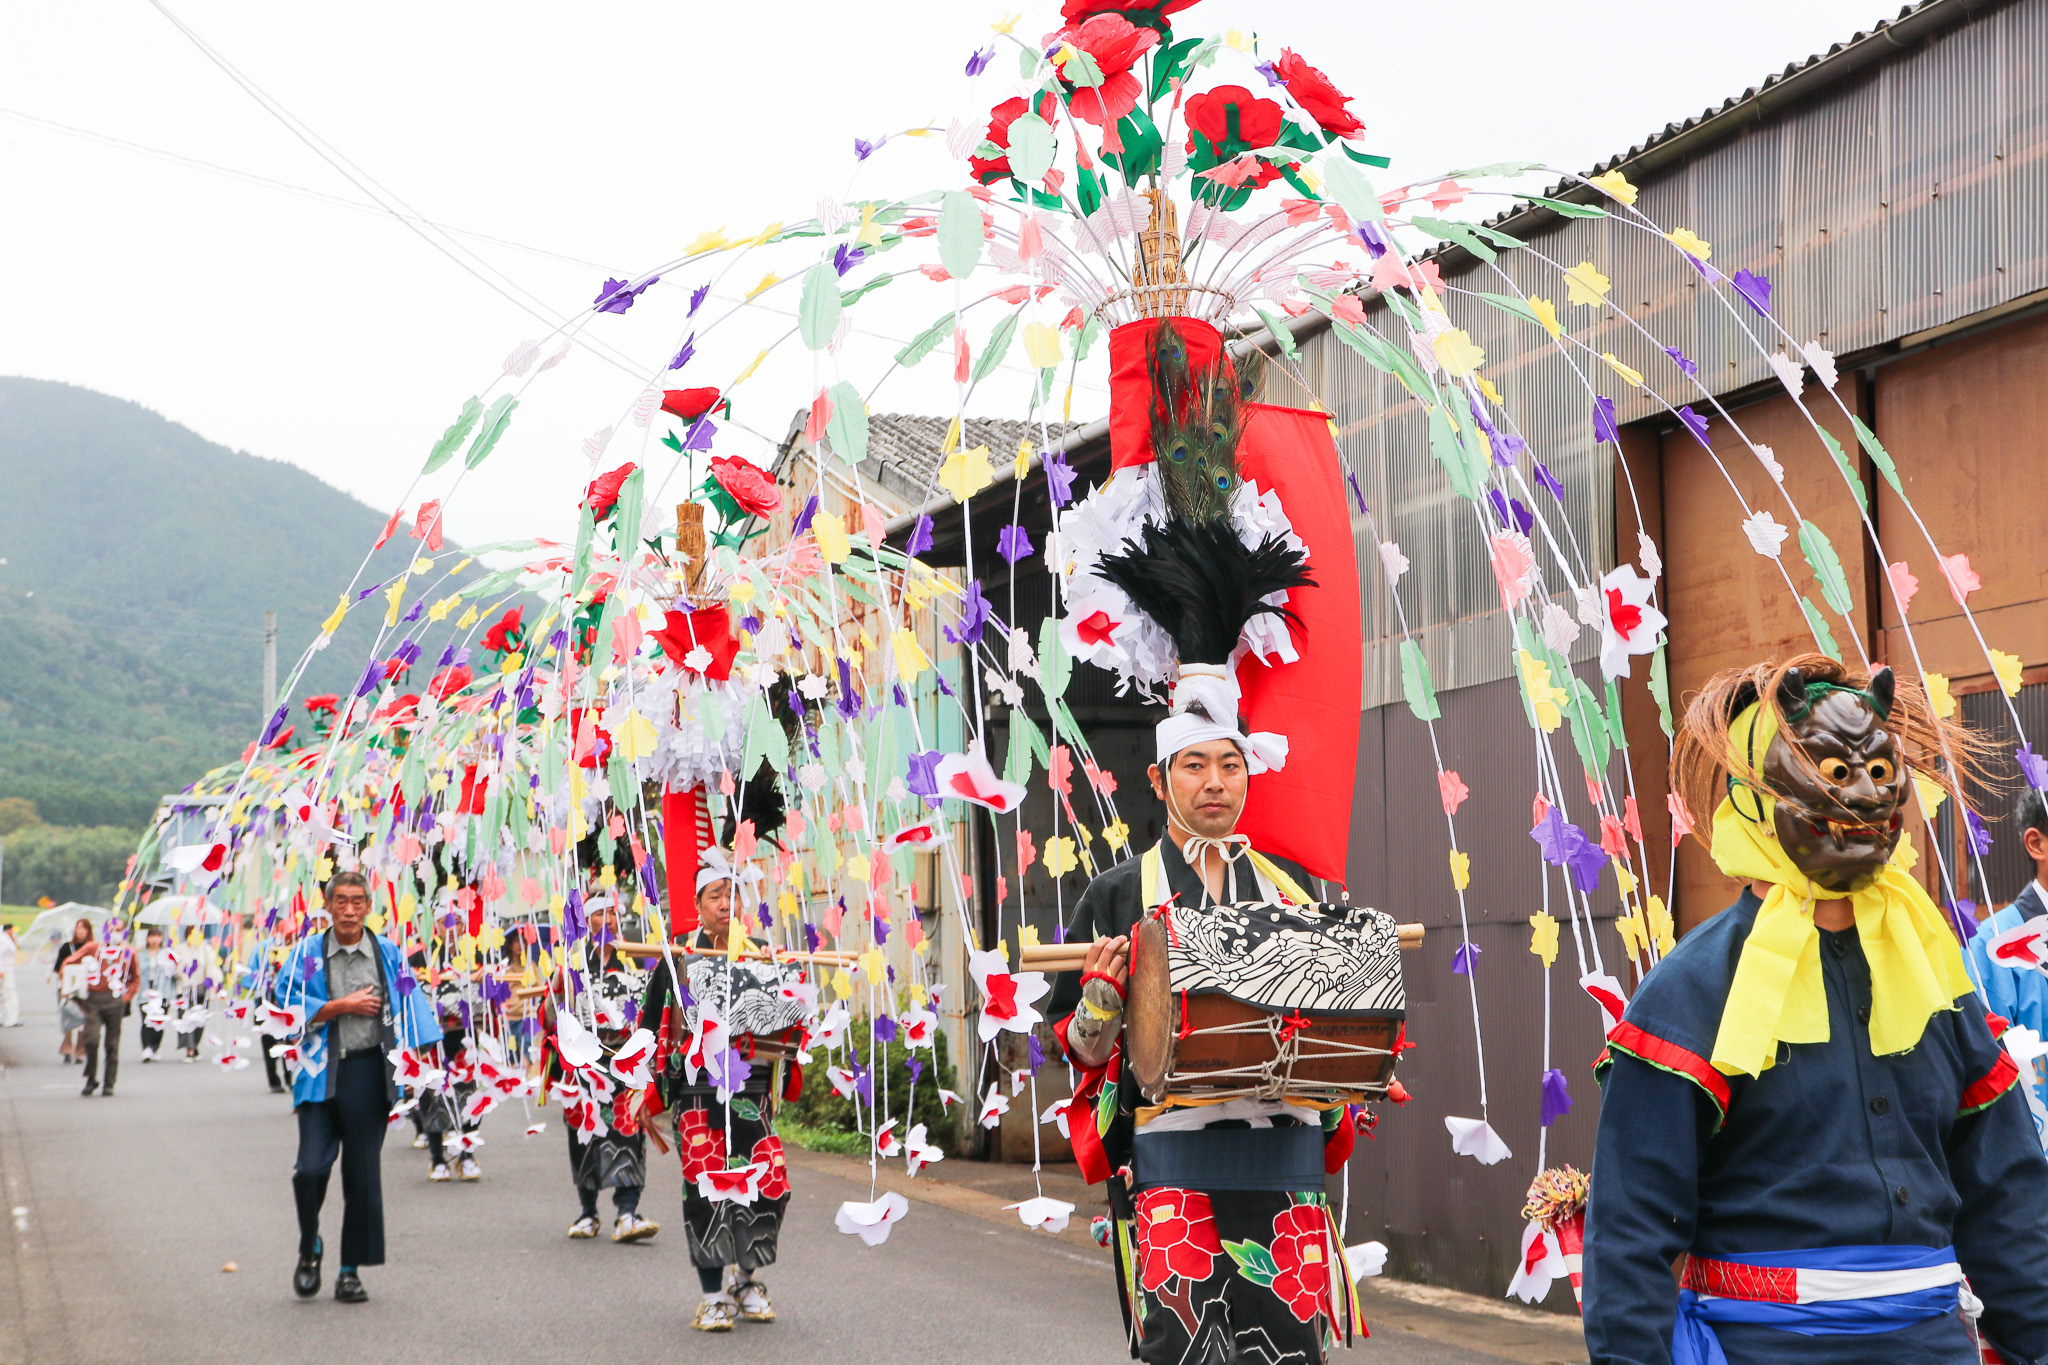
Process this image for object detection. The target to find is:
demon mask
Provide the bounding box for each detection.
[1759,666,1905,893]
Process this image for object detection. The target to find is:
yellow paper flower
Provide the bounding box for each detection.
[1102,818,1131,852]
[1647,895,1675,954]
[1564,261,1612,307]
[613,710,659,761]
[683,228,731,255]
[1529,911,1559,967]
[1022,322,1063,369]
[1991,648,2024,698]
[745,271,780,300]
[1433,328,1485,378]
[1449,848,1471,891]
[321,595,348,636]
[939,444,994,502]
[1013,437,1036,481]
[1518,650,1567,732]
[1043,836,1078,878]
[1923,671,1956,719]
[1601,352,1644,387]
[456,605,479,630]
[813,510,851,564]
[1666,228,1712,260]
[892,629,930,684]
[1912,772,1947,816]
[1589,170,1638,205]
[1614,861,1638,896]
[732,348,771,385]
[1527,296,1561,337]
[991,11,1020,34]
[1617,910,1647,956]
[384,579,407,626]
[1477,376,1503,404]
[427,595,459,622]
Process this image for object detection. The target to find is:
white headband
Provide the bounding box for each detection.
[1154,665,1289,774]
[695,849,765,895]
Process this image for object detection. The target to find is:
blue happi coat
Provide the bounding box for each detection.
[271,929,439,1108]
[1583,889,2048,1365]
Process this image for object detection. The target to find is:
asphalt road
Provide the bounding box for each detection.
[0,990,1531,1365]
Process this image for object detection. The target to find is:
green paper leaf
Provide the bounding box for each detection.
[1428,406,1485,500]
[1037,613,1071,700]
[798,263,842,350]
[1799,595,1843,661]
[1444,160,1543,179]
[825,380,868,465]
[1253,307,1299,362]
[895,311,956,368]
[1008,112,1056,184]
[1816,427,1868,512]
[1400,639,1440,721]
[1471,222,1525,252]
[1004,710,1040,784]
[1799,519,1854,617]
[1334,318,1431,400]
[971,312,1019,383]
[1850,414,1902,494]
[422,396,483,474]
[612,467,644,552]
[1073,314,1104,362]
[1605,677,1629,753]
[840,273,891,307]
[1222,1238,1281,1287]
[732,1098,761,1122]
[1476,292,1545,328]
[1649,644,1674,738]
[1409,214,1497,264]
[938,190,983,279]
[1566,677,1610,776]
[463,395,517,470]
[1523,194,1608,219]
[1103,107,1163,186]
[1075,165,1104,216]
[1018,44,1039,80]
[1321,155,1383,224]
[1150,36,1202,101]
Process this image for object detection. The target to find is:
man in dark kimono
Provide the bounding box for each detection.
[1584,658,2048,1365]
[1045,682,1358,1365]
[547,894,656,1242]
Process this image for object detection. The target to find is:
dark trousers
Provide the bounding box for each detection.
[79,994,124,1089]
[292,1054,389,1266]
[140,1025,164,1053]
[260,1033,282,1088]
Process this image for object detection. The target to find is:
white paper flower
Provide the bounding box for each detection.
[835,1192,910,1246]
[1596,565,1667,680]
[1378,540,1409,584]
[1802,339,1839,391]
[1008,1196,1076,1234]
[1767,350,1805,397]
[1741,510,1789,559]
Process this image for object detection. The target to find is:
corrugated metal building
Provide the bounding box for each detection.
[904,0,2048,1303]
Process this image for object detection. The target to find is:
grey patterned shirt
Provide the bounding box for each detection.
[326,935,388,1056]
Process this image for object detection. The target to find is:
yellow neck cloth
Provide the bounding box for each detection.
[1707,701,1972,1078]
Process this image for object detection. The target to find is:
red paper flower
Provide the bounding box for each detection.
[751,1136,790,1200]
[480,607,524,654]
[970,93,1060,184]
[649,605,740,682]
[1273,49,1364,138]
[1060,0,1201,23]
[1267,1202,1333,1322]
[1055,14,1158,128]
[1185,85,1285,155]
[661,387,722,422]
[584,462,638,519]
[1135,1187,1222,1290]
[302,694,339,716]
[709,455,782,518]
[427,665,473,701]
[678,1108,728,1182]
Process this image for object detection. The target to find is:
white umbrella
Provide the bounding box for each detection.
[22,903,111,947]
[133,895,228,928]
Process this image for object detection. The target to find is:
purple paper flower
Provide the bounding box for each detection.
[1949,900,1981,944]
[689,282,710,316]
[997,523,1034,564]
[707,1046,753,1095]
[1043,454,1076,509]
[831,243,866,276]
[402,599,424,624]
[874,913,891,946]
[852,1060,873,1105]
[353,659,381,699]
[944,581,991,645]
[1356,221,1389,259]
[964,44,994,76]
[792,494,820,538]
[668,335,695,371]
[562,888,587,945]
[1450,941,1482,975]
[906,1057,924,1085]
[1540,1068,1573,1127]
[1028,1031,1046,1073]
[1490,431,1527,466]
[835,657,863,721]
[1731,269,1771,315]
[1664,346,1697,378]
[803,923,820,953]
[853,136,878,162]
[682,417,717,453]
[1487,490,1534,536]
[1676,405,1711,449]
[1966,808,1993,857]
[1593,395,1618,445]
[1533,461,1565,501]
[906,514,935,557]
[436,643,457,668]
[356,582,383,602]
[594,274,658,315]
[1344,469,1368,514]
[258,704,290,747]
[2017,744,2048,791]
[1252,59,1281,87]
[873,1015,899,1043]
[906,751,943,806]
[892,684,908,709]
[1532,810,1606,894]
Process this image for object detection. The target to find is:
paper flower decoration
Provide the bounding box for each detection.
[969,948,1050,1041]
[904,1123,946,1177]
[835,1192,910,1246]
[978,1084,1011,1128]
[1596,564,1667,679]
[661,387,722,422]
[583,462,637,519]
[1273,49,1363,137]
[933,749,1027,813]
[1008,1196,1077,1234]
[1444,1115,1512,1166]
[710,455,782,518]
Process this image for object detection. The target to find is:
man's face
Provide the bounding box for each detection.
[1150,740,1249,841]
[326,882,372,937]
[695,881,734,943]
[591,904,620,939]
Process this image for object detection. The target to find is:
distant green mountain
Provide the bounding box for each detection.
[0,377,478,827]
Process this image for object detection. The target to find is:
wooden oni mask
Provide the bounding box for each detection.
[1759,666,1906,894]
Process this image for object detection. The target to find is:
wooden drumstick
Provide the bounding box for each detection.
[1020,923,1423,974]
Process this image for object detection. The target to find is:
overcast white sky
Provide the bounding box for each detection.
[0,0,1901,547]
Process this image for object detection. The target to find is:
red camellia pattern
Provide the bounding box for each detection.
[1266,1202,1333,1323]
[1273,49,1363,138]
[1135,1187,1222,1290]
[677,1108,728,1182]
[751,1136,790,1200]
[709,455,783,518]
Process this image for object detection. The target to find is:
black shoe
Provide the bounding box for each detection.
[293,1246,322,1299]
[270,1082,286,1094]
[100,1088,114,1098]
[80,1078,97,1096]
[334,1271,367,1304]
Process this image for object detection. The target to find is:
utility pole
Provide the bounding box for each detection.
[263,610,278,717]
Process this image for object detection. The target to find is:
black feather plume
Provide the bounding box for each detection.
[1096,520,1314,667]
[719,759,788,848]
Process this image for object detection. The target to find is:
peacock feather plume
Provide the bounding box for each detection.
[1147,320,1265,526]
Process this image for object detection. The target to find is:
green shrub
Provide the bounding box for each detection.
[0,824,136,906]
[783,1025,961,1155]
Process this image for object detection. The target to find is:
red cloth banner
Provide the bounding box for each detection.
[662,785,709,931]
[1106,316,1227,470]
